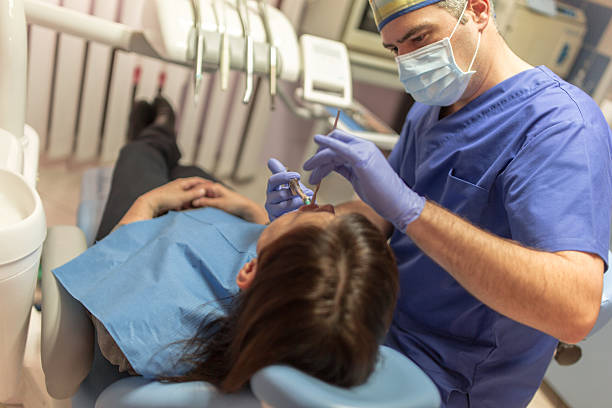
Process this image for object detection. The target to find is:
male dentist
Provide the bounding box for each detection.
[266,0,612,406]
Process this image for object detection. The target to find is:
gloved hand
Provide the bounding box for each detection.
[303,130,425,231]
[265,158,314,221]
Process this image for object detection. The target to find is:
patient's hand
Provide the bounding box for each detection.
[143,177,213,215]
[118,178,211,226]
[192,183,269,225]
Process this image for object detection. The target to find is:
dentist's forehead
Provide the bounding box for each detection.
[369,0,445,30]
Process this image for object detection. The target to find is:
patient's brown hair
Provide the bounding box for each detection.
[167,213,398,392]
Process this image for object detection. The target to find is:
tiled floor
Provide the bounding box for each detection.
[37,159,101,227]
[5,159,568,407]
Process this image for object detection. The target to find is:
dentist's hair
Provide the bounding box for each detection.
[167,213,399,392]
[436,0,496,24]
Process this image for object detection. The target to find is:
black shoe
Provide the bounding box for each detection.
[128,100,155,141]
[153,96,176,133]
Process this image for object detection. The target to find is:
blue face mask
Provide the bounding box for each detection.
[395,1,481,106]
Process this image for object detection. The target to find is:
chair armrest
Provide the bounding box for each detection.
[95,377,260,408]
[41,225,94,399]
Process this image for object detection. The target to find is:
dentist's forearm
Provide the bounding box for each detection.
[405,201,603,343]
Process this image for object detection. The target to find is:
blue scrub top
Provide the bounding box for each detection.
[385,66,612,407]
[53,208,264,379]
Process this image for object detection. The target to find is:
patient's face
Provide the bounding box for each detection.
[257,204,336,253]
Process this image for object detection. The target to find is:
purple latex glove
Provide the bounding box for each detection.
[265,158,314,221]
[303,130,425,231]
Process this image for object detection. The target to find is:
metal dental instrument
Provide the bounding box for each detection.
[289,178,312,205]
[257,0,277,110]
[190,0,205,103]
[332,109,341,129]
[312,110,341,204]
[237,0,254,104]
[212,0,230,91]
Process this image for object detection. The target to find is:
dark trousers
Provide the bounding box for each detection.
[95,124,218,241]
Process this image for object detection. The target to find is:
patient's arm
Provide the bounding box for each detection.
[336,200,394,238]
[116,178,268,230]
[115,177,211,229]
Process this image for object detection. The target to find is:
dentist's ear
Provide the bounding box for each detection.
[470,0,492,30]
[236,259,258,290]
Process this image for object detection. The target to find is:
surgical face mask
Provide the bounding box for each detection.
[395,1,482,106]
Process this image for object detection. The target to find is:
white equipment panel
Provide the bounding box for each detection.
[499,0,586,78]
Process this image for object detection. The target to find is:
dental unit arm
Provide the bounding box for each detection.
[23,0,352,110]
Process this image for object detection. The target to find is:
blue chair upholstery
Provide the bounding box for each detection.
[95,377,259,408]
[251,346,441,408]
[94,346,441,408]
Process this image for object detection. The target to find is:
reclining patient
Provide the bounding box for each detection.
[52,97,399,393]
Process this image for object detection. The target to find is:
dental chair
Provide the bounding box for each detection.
[38,166,443,407]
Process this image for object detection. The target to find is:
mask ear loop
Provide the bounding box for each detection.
[450,0,480,73]
[449,0,470,39]
[467,31,482,72]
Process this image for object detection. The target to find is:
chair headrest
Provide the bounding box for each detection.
[250,345,441,408]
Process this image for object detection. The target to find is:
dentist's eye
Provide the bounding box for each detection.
[412,35,426,44]
[385,46,397,55]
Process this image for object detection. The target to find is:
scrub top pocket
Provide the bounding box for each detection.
[440,169,490,224]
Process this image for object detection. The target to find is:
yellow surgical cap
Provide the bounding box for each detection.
[369,0,445,30]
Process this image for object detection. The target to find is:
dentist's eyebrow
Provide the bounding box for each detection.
[382,23,433,49]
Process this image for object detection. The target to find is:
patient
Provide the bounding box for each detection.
[52,97,399,393]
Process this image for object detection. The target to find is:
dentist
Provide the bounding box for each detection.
[267,0,612,406]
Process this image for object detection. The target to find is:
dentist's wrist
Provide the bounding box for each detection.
[392,191,426,233]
